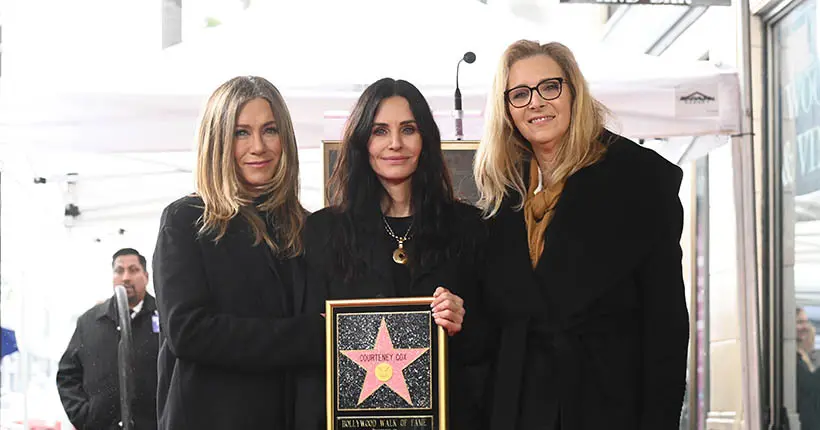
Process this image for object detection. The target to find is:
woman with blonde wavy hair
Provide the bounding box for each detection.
[474,40,689,429]
[153,76,323,429]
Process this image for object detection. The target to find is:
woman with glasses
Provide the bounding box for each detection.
[473,40,689,429]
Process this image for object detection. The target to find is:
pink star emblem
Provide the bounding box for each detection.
[341,317,429,406]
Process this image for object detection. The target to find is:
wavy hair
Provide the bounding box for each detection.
[327,78,458,280]
[474,40,609,217]
[195,76,304,257]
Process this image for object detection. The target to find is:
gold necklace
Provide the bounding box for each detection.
[382,215,414,265]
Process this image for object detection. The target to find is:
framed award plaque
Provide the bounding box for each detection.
[326,297,448,430]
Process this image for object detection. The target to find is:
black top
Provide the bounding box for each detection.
[797,354,820,430]
[384,215,413,297]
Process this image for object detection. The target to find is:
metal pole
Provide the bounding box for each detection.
[114,285,134,430]
[757,9,786,425]
[769,141,786,430]
[733,0,765,427]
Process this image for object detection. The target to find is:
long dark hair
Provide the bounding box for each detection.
[327,78,457,281]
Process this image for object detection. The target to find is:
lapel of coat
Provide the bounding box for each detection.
[408,239,443,293]
[260,243,290,309]
[500,157,549,311]
[224,219,288,315]
[290,257,307,314]
[532,137,659,319]
[493,201,546,317]
[100,296,119,322]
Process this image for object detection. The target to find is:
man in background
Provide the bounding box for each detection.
[56,248,159,430]
[796,307,820,429]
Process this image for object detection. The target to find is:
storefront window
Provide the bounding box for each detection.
[774,0,820,426]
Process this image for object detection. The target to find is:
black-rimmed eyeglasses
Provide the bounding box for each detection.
[504,77,566,108]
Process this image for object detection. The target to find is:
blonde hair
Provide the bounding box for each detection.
[195,76,304,257]
[474,40,608,217]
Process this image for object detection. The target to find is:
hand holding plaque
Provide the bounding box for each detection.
[431,287,465,336]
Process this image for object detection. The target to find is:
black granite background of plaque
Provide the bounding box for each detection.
[337,312,431,410]
[328,301,443,430]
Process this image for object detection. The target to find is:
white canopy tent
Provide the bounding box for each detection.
[0,0,742,249]
[0,0,740,154]
[0,0,742,276]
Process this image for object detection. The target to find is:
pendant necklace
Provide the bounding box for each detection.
[382,215,414,265]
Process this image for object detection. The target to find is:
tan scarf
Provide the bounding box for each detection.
[524,158,563,268]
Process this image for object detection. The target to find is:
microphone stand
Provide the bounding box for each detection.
[454,52,475,141]
[455,59,466,141]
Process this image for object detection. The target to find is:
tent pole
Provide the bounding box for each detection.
[732,0,763,428]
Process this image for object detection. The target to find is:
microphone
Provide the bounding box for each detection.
[455,51,476,141]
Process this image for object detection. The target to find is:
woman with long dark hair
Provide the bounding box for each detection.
[299,78,492,429]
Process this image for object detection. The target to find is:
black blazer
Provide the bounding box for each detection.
[797,354,820,429]
[297,202,495,430]
[484,131,689,430]
[152,195,323,430]
[56,295,159,430]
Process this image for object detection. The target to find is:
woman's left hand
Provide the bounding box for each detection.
[432,287,465,336]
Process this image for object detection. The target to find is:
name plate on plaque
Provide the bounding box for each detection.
[326,297,448,430]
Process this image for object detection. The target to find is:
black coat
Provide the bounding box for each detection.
[152,195,323,430]
[484,132,689,430]
[56,294,159,430]
[297,202,495,430]
[797,354,820,429]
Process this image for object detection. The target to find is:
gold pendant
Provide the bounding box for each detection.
[392,247,408,265]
